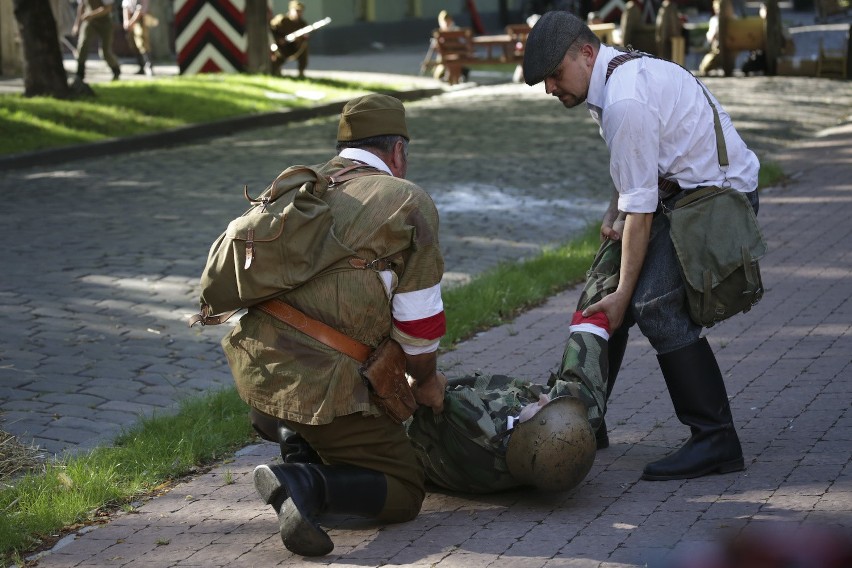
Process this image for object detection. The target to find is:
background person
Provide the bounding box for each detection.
[270,0,310,78]
[122,0,153,76]
[699,0,735,76]
[72,0,121,82]
[522,11,760,482]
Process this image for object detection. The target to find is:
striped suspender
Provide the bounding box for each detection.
[603,50,729,188]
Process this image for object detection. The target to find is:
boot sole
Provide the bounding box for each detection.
[278,498,334,556]
[641,457,745,481]
[253,464,286,505]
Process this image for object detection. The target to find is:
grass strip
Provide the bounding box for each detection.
[0,74,391,156]
[441,225,600,348]
[0,388,253,563]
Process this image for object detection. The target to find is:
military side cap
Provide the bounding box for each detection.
[522,11,586,86]
[337,94,410,142]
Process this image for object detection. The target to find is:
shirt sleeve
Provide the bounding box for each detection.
[603,98,661,213]
[389,191,446,355]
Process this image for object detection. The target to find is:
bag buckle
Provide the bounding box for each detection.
[349,256,396,272]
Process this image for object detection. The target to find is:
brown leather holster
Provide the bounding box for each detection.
[358,337,418,424]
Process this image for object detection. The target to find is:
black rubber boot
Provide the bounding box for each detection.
[253,463,387,557]
[596,327,629,449]
[641,337,744,481]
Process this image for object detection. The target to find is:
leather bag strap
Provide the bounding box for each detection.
[255,298,372,363]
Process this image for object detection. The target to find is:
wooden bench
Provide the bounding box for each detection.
[620,1,657,54]
[431,26,528,85]
[816,0,851,23]
[816,23,851,79]
[590,23,618,44]
[714,0,785,76]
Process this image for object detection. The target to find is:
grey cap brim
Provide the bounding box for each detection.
[522,11,585,85]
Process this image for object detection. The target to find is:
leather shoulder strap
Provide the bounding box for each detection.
[255,299,372,362]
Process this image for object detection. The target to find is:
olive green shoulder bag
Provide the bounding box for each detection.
[664,85,767,328]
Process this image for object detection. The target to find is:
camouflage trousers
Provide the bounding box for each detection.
[550,238,622,432]
[406,239,623,494]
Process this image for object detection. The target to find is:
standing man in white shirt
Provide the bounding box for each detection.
[521,11,761,481]
[122,0,154,76]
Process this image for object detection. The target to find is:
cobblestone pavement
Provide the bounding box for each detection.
[1,40,851,568]
[25,112,852,568]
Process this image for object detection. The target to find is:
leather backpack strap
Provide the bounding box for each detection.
[328,164,389,186]
[189,304,240,327]
[255,298,373,363]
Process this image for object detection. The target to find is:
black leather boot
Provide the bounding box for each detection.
[277,424,322,464]
[249,408,322,464]
[597,327,629,449]
[253,463,387,557]
[142,54,154,76]
[641,337,744,481]
[135,53,146,74]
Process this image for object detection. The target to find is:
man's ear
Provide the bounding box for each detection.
[581,43,595,64]
[388,139,407,176]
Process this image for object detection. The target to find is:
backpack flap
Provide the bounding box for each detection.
[668,187,767,292]
[668,186,768,326]
[198,166,357,315]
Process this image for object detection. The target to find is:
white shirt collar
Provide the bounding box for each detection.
[586,44,619,120]
[338,148,392,176]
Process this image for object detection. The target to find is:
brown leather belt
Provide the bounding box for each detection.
[255,298,372,363]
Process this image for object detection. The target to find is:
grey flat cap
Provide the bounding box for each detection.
[522,11,585,85]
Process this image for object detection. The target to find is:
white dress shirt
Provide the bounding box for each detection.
[586,45,760,213]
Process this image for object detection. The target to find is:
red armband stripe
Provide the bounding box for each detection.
[393,311,446,340]
[570,310,610,333]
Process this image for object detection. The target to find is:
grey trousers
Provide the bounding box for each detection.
[620,189,759,355]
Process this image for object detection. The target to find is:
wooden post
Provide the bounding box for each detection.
[244,0,270,74]
[0,0,23,76]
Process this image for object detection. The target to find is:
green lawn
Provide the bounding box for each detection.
[0,74,390,156]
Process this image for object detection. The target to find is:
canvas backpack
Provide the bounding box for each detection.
[190,163,386,325]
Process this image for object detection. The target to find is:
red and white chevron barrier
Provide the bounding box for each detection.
[175,0,248,74]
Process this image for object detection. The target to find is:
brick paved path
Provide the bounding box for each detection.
[28,120,852,568]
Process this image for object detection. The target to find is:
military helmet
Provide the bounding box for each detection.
[505,396,596,492]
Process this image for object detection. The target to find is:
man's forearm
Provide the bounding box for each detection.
[404,351,438,385]
[617,212,653,299]
[405,350,445,413]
